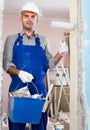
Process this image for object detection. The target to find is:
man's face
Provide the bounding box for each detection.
[20,11,38,31]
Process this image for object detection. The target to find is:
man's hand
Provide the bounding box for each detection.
[58,40,68,56]
[18,70,34,83]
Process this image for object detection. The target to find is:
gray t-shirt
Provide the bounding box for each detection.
[3,31,55,72]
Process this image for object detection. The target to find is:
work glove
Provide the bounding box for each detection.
[18,70,34,83]
[58,40,68,56]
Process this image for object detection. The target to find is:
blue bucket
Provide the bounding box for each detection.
[8,95,45,124]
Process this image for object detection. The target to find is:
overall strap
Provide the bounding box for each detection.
[14,33,23,45]
[35,36,41,46]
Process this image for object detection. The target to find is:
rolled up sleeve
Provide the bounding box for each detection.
[44,38,55,69]
[3,36,16,72]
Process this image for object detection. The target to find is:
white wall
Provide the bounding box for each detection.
[2,15,69,112]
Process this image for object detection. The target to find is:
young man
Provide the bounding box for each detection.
[3,2,68,130]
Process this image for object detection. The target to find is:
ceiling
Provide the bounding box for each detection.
[3,0,70,20]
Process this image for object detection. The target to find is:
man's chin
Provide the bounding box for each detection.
[24,27,34,31]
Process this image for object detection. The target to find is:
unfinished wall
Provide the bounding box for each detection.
[70,0,78,130]
[82,0,90,129]
[0,0,4,129]
[77,0,86,129]
[70,0,89,130]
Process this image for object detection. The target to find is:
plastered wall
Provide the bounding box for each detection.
[0,0,5,129]
[82,0,90,129]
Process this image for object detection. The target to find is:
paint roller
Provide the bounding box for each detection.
[51,21,75,30]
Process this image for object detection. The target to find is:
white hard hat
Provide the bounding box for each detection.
[21,2,42,16]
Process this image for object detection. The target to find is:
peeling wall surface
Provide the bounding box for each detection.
[82,0,90,129]
[0,0,4,129]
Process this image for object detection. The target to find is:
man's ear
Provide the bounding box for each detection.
[36,17,38,23]
[20,15,22,22]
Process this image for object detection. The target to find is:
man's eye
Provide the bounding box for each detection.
[24,15,29,18]
[23,14,37,19]
[31,15,37,19]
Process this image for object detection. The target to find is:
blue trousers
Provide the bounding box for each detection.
[8,112,47,130]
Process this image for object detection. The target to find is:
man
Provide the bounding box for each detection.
[3,2,68,130]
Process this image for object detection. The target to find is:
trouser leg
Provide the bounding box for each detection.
[8,118,26,130]
[31,112,47,130]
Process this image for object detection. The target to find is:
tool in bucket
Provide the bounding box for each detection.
[9,81,42,98]
[9,81,54,100]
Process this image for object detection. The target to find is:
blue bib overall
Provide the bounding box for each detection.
[8,34,49,130]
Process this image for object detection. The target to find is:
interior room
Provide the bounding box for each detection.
[1,0,71,130]
[1,0,90,130]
